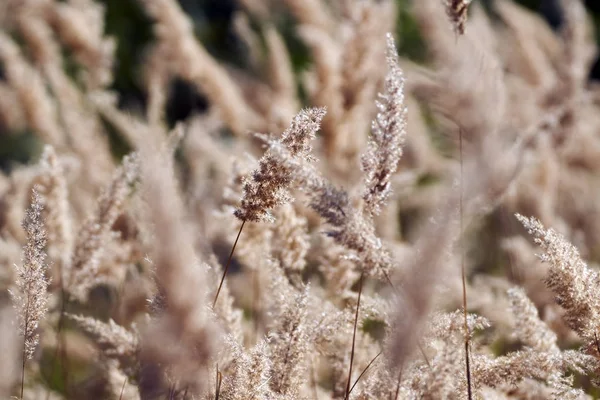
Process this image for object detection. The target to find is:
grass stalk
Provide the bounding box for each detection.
[393,368,402,400]
[119,377,127,400]
[213,220,246,309]
[214,365,222,400]
[21,318,28,400]
[252,265,260,343]
[344,271,364,400]
[459,128,472,400]
[348,351,381,395]
[21,273,32,399]
[46,263,69,400]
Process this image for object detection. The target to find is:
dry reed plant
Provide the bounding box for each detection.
[2,0,600,399]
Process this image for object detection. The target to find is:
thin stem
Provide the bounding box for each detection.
[213,220,246,309]
[252,267,260,343]
[119,377,127,400]
[383,271,396,293]
[394,368,402,400]
[215,365,223,400]
[344,271,364,400]
[459,128,472,400]
[46,266,69,400]
[348,351,382,395]
[310,359,319,400]
[417,341,431,369]
[21,277,32,400]
[21,321,27,400]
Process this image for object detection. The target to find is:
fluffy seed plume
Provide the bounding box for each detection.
[68,153,139,299]
[281,157,393,280]
[508,287,559,354]
[10,188,51,360]
[444,0,472,35]
[69,314,139,363]
[138,130,219,397]
[361,33,407,216]
[215,108,326,307]
[516,214,600,348]
[234,107,326,223]
[36,145,73,283]
[268,286,311,396]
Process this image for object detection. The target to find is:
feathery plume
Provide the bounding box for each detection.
[235,107,326,223]
[444,0,472,35]
[106,360,140,400]
[361,33,407,216]
[0,82,26,132]
[36,145,73,284]
[516,214,600,346]
[0,32,66,148]
[271,204,310,287]
[69,314,139,375]
[10,188,51,399]
[476,350,564,391]
[268,143,394,280]
[219,338,274,400]
[213,108,325,307]
[308,175,393,279]
[208,260,244,344]
[68,153,139,299]
[508,287,559,353]
[339,1,396,157]
[388,197,460,368]
[264,25,298,123]
[137,129,218,398]
[267,284,311,397]
[10,189,51,361]
[283,0,334,34]
[51,0,116,89]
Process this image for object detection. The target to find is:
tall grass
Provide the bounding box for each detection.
[1,0,600,398]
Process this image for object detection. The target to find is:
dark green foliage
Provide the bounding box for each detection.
[0,131,43,172]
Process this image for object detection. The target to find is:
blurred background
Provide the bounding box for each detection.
[1,0,599,169]
[2,1,600,397]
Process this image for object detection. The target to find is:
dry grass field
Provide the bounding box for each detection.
[2,0,600,398]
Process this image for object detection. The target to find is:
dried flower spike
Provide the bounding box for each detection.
[234,107,326,223]
[445,0,472,35]
[516,214,600,347]
[68,152,139,299]
[361,33,407,216]
[214,107,325,307]
[10,188,51,361]
[9,188,51,399]
[508,287,559,354]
